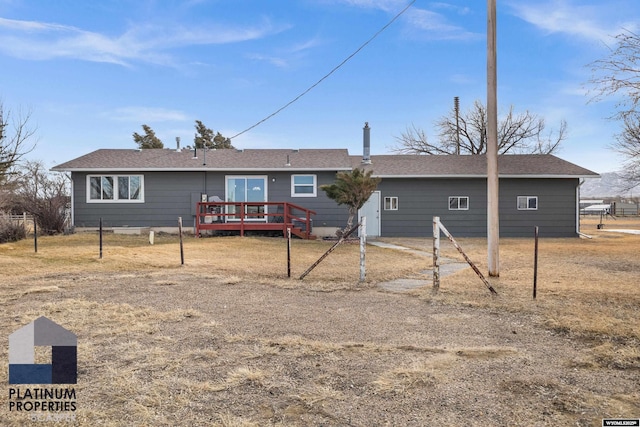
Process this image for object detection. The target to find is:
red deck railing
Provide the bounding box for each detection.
[195,201,316,239]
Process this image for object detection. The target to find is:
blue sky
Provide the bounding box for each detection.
[1,0,637,174]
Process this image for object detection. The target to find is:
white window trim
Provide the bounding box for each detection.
[291,174,317,197]
[448,196,469,211]
[517,196,538,210]
[86,174,144,203]
[384,196,398,211]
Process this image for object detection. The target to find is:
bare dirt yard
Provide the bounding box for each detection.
[1,216,639,426]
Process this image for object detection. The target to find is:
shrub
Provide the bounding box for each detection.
[0,215,27,243]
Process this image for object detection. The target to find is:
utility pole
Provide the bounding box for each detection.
[487,0,500,276]
[454,96,460,155]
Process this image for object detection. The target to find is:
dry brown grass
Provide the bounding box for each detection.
[398,217,640,397]
[1,218,639,426]
[390,217,640,341]
[0,231,426,286]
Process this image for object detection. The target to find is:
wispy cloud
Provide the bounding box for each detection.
[0,16,284,66]
[507,1,638,43]
[404,8,480,40]
[246,53,290,68]
[429,2,471,16]
[335,0,408,13]
[329,0,480,41]
[103,106,189,123]
[449,73,476,85]
[247,36,324,69]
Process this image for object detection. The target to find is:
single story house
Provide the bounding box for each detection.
[52,145,598,238]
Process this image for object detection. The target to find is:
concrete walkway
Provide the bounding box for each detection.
[368,240,469,292]
[602,229,640,235]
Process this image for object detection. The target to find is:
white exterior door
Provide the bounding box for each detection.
[359,191,381,237]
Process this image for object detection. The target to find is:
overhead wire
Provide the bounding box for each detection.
[229,0,417,140]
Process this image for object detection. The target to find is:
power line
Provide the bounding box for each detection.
[230,0,416,140]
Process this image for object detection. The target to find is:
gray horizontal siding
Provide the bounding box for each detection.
[73,171,206,228]
[71,171,579,237]
[72,170,348,229]
[267,171,348,228]
[378,178,487,237]
[499,179,577,237]
[378,178,579,237]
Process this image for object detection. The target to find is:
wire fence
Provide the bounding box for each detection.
[1,212,35,230]
[0,212,73,234]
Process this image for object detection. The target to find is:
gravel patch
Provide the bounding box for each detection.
[8,270,637,426]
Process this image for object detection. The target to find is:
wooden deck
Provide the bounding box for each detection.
[195,201,316,239]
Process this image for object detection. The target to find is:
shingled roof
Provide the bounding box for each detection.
[352,154,599,178]
[52,148,598,178]
[52,148,353,171]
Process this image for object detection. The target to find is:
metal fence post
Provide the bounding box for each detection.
[433,216,440,292]
[359,216,366,282]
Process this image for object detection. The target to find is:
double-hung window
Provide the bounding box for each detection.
[517,196,538,210]
[449,196,469,210]
[88,175,143,202]
[291,175,317,197]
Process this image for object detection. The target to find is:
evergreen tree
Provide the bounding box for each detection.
[133,124,164,149]
[320,168,381,236]
[193,120,234,149]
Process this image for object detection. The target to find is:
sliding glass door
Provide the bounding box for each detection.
[225,176,267,221]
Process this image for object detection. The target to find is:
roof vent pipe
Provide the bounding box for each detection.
[176,137,181,152]
[192,147,198,159]
[285,154,291,167]
[362,122,371,164]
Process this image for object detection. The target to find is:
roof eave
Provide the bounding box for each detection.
[371,174,600,179]
[500,174,600,179]
[51,167,353,172]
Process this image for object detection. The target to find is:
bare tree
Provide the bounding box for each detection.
[0,102,37,186]
[589,29,640,120]
[394,100,566,155]
[588,29,640,189]
[13,161,70,235]
[615,115,640,186]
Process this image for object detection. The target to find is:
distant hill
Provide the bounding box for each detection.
[580,172,637,198]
